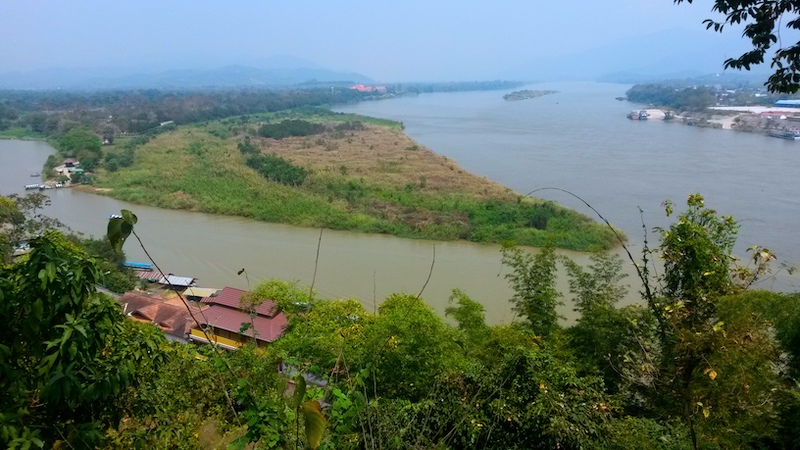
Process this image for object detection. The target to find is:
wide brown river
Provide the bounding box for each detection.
[2,140,591,324]
[2,82,798,323]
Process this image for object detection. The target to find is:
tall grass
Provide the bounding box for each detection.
[95,119,620,251]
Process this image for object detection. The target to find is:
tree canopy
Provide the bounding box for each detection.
[676,0,800,93]
[3,196,800,449]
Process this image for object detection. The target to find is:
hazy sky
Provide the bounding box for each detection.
[0,1,743,81]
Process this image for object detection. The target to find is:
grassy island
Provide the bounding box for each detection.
[92,109,619,250]
[503,89,558,101]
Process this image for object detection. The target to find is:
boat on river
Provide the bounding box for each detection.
[767,129,800,140]
[30,172,40,177]
[124,261,154,271]
[627,110,649,120]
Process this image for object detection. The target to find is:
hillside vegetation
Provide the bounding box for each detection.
[93,109,618,250]
[3,195,799,449]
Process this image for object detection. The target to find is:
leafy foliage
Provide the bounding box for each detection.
[501,244,562,337]
[3,194,799,449]
[0,231,166,448]
[362,294,460,401]
[445,288,491,349]
[0,192,69,262]
[246,153,308,186]
[625,84,718,110]
[676,0,800,93]
[107,209,137,252]
[258,119,325,139]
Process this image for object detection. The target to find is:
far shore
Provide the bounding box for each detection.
[632,105,800,132]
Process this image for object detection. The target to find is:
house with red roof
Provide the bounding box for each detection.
[118,292,196,343]
[189,286,288,350]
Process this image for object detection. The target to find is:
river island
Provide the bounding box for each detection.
[82,108,618,251]
[503,89,558,101]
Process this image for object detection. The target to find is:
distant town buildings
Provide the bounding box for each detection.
[349,84,387,94]
[775,100,800,108]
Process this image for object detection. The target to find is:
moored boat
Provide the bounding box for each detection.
[627,110,649,120]
[767,129,800,140]
[124,261,154,271]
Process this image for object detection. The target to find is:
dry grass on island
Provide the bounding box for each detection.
[93,110,619,250]
[261,124,513,200]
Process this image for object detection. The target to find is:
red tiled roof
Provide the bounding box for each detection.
[118,292,196,338]
[201,286,280,318]
[196,304,288,342]
[138,271,161,280]
[120,292,160,312]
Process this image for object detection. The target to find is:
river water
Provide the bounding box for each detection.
[336,82,800,291]
[2,82,797,324]
[1,141,550,324]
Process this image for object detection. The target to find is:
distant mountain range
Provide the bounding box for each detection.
[1,31,777,90]
[0,56,374,90]
[502,28,772,85]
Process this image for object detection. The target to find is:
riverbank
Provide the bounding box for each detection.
[638,105,800,134]
[0,128,46,141]
[91,111,620,251]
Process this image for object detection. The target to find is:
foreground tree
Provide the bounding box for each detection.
[501,244,562,337]
[619,194,789,449]
[675,0,800,92]
[0,231,166,448]
[0,192,69,262]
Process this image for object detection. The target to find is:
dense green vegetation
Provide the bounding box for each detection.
[258,119,325,139]
[89,112,617,250]
[2,194,799,449]
[0,82,519,138]
[625,84,720,111]
[246,153,309,187]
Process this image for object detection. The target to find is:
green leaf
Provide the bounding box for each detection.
[291,374,306,410]
[226,435,248,450]
[121,209,138,225]
[301,400,327,450]
[107,210,136,252]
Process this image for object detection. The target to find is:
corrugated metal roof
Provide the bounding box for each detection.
[136,272,197,287]
[196,304,287,342]
[159,275,196,287]
[184,287,220,298]
[201,286,279,318]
